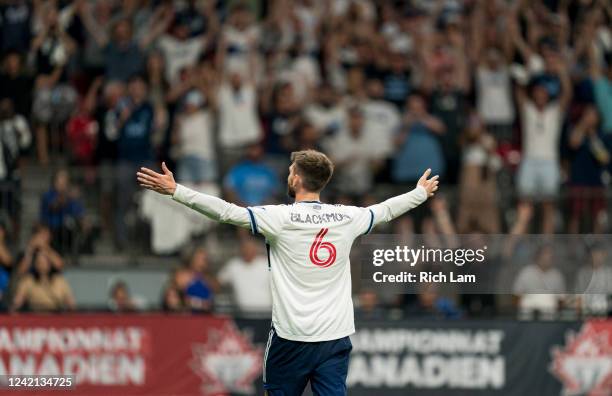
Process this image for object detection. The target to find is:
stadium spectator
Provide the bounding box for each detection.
[293,121,323,152]
[156,11,212,85]
[30,2,77,165]
[72,0,113,77]
[171,267,194,308]
[0,98,31,232]
[567,107,609,233]
[224,143,280,207]
[106,15,149,80]
[456,114,501,233]
[0,222,13,307]
[172,90,216,184]
[216,2,260,76]
[161,283,185,312]
[381,52,412,109]
[511,54,572,235]
[262,82,301,161]
[93,80,125,236]
[304,83,345,139]
[326,106,381,197]
[115,75,155,249]
[458,233,498,317]
[177,246,215,312]
[392,92,446,185]
[470,2,515,144]
[65,100,98,171]
[40,169,87,254]
[508,1,569,86]
[359,78,400,162]
[405,282,462,320]
[17,224,64,276]
[0,50,33,116]
[10,248,75,312]
[78,8,168,82]
[513,245,566,319]
[218,237,271,314]
[0,1,32,53]
[423,59,470,184]
[473,48,515,143]
[589,47,612,136]
[216,68,262,169]
[143,51,169,143]
[574,242,612,316]
[355,289,385,321]
[108,280,137,312]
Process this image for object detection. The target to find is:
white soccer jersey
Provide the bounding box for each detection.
[172,184,428,342]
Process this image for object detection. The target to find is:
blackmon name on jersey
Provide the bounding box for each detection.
[290,211,351,225]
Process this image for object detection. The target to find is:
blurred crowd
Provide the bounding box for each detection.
[0,0,611,315]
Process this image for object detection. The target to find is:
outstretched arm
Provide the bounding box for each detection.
[368,169,439,226]
[137,163,251,228]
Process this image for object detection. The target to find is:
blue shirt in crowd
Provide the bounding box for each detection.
[593,77,612,135]
[392,122,445,183]
[383,72,411,108]
[185,277,213,309]
[117,101,154,163]
[40,189,85,229]
[569,130,609,187]
[224,160,279,206]
[104,42,144,82]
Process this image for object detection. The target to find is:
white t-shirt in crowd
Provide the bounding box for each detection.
[575,265,612,314]
[305,104,346,135]
[157,35,206,83]
[177,110,214,160]
[221,25,260,74]
[217,83,262,148]
[521,101,562,161]
[0,115,31,179]
[476,66,515,124]
[294,4,321,52]
[513,264,566,313]
[326,127,378,195]
[218,256,272,313]
[361,99,400,158]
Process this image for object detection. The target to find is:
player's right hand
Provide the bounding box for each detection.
[137,162,177,196]
[417,168,439,197]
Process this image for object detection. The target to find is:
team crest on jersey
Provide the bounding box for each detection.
[549,322,612,395]
[190,322,263,395]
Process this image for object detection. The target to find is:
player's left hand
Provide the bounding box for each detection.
[137,162,177,195]
[417,168,439,197]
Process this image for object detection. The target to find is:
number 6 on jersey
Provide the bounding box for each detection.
[309,228,337,267]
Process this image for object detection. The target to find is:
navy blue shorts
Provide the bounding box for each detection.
[263,328,352,396]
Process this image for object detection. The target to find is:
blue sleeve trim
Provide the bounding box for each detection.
[246,207,259,235]
[364,209,374,235]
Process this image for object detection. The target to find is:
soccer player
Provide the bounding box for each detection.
[137,150,438,395]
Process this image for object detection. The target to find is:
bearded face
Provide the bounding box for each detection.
[287,174,297,198]
[287,165,297,198]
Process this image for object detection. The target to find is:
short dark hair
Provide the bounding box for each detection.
[30,248,59,281]
[290,150,334,192]
[111,280,129,296]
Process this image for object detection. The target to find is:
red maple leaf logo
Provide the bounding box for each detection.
[550,322,612,396]
[190,322,263,395]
